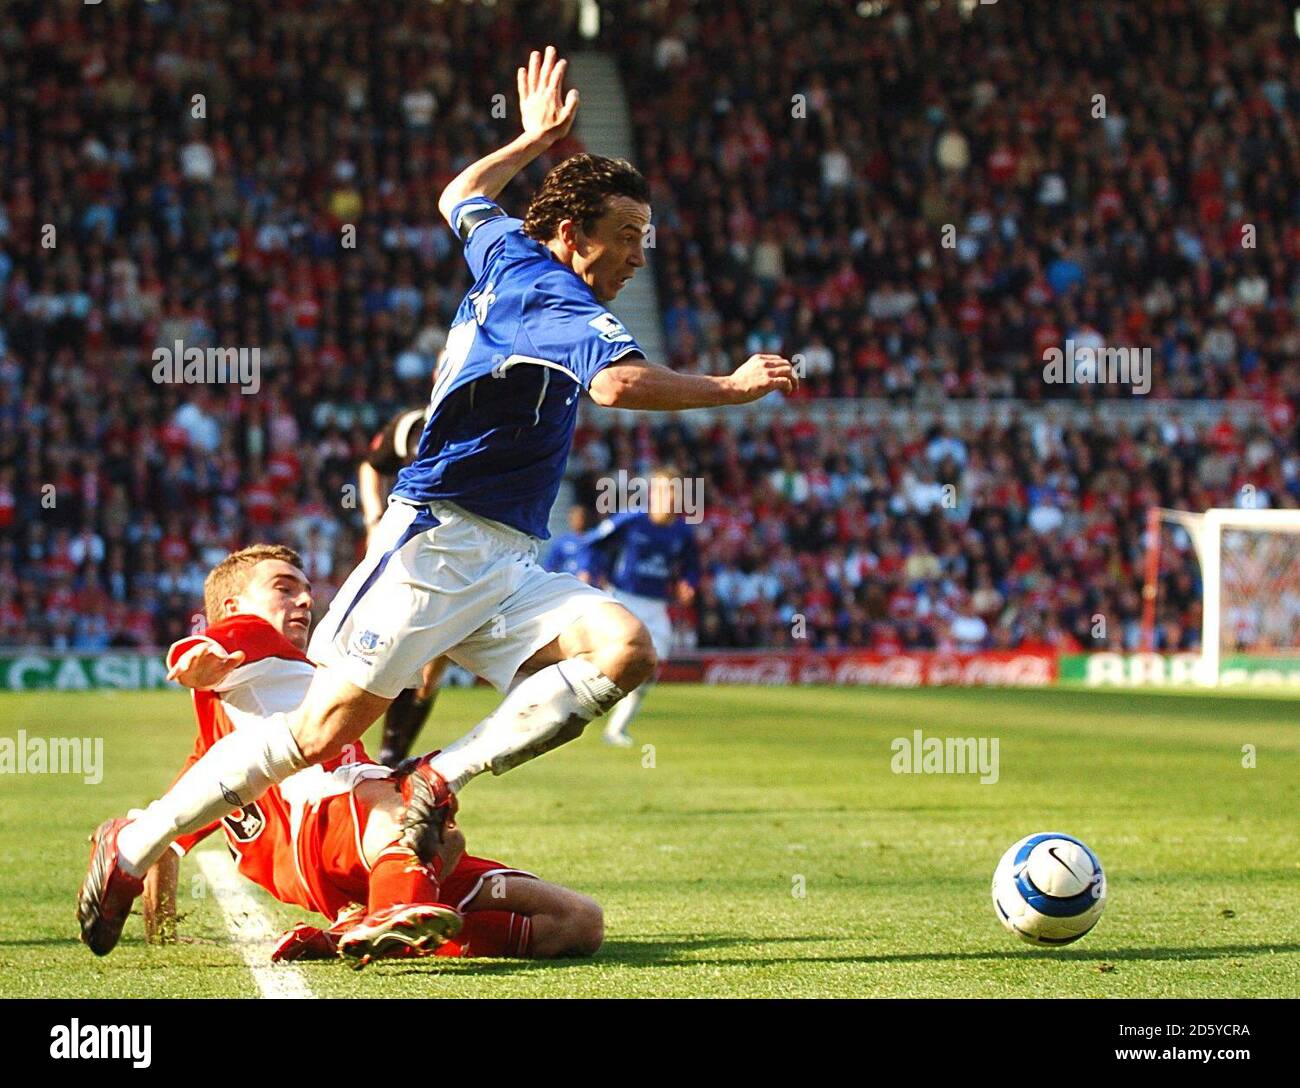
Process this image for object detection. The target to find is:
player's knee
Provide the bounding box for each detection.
[559,896,604,957]
[630,623,658,683]
[601,620,656,691]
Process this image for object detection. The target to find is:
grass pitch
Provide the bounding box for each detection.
[1,685,1297,998]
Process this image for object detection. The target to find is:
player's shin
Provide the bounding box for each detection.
[116,714,307,876]
[367,844,443,912]
[429,659,625,792]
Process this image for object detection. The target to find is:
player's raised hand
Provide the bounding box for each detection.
[725,353,800,403]
[517,45,579,146]
[166,641,246,690]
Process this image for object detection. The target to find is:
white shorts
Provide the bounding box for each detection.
[611,588,673,659]
[309,500,613,698]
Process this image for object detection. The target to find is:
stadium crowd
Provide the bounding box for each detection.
[615,0,1300,403]
[1,0,1297,656]
[568,408,1295,654]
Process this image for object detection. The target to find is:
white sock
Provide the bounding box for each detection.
[117,714,306,876]
[430,659,625,792]
[604,684,648,739]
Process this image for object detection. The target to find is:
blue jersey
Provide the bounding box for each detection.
[543,531,604,581]
[392,198,645,538]
[591,512,699,601]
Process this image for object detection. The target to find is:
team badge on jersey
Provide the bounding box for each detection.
[588,312,634,343]
[354,629,389,656]
[223,803,265,843]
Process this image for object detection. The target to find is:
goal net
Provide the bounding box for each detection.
[1144,508,1300,686]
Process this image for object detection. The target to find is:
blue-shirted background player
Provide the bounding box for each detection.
[543,506,604,584]
[83,46,797,957]
[588,467,700,747]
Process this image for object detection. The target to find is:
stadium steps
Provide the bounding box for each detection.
[566,51,666,365]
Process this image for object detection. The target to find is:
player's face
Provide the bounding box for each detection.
[228,560,314,650]
[573,196,650,302]
[649,474,676,521]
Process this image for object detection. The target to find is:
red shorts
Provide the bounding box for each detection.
[294,790,534,920]
[441,853,537,911]
[294,790,370,918]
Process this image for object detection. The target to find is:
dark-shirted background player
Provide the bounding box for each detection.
[359,403,448,767]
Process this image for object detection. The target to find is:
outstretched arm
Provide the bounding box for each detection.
[437,46,579,228]
[166,638,246,690]
[589,354,798,410]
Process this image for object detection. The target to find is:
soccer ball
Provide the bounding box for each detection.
[991,832,1106,946]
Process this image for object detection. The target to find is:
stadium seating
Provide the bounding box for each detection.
[610,0,1300,400]
[0,0,1295,654]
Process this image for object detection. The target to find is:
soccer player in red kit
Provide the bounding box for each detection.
[109,544,602,965]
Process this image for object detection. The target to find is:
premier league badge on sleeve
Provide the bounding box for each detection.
[587,312,634,343]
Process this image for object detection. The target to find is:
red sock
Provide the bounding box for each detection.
[434,911,532,958]
[367,845,441,913]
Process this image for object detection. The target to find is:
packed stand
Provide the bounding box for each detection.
[0,0,585,650]
[568,409,1298,653]
[1,0,1296,655]
[608,0,1300,404]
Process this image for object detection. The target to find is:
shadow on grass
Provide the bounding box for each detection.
[15,931,1294,978]
[601,937,1300,968]
[353,934,1300,976]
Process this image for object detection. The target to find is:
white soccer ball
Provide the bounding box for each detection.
[991,832,1106,946]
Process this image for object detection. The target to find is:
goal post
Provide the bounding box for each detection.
[1144,507,1300,686]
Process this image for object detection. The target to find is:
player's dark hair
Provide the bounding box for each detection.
[523,153,650,243]
[204,544,306,621]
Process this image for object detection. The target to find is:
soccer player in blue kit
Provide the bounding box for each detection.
[81,46,796,955]
[588,467,700,747]
[544,505,604,584]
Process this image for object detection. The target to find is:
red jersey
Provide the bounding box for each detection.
[165,615,389,915]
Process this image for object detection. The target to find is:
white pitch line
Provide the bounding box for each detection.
[196,851,315,999]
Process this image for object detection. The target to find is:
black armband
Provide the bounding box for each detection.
[456,202,507,243]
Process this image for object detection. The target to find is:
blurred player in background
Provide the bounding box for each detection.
[543,505,603,584]
[359,402,448,767]
[587,467,699,747]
